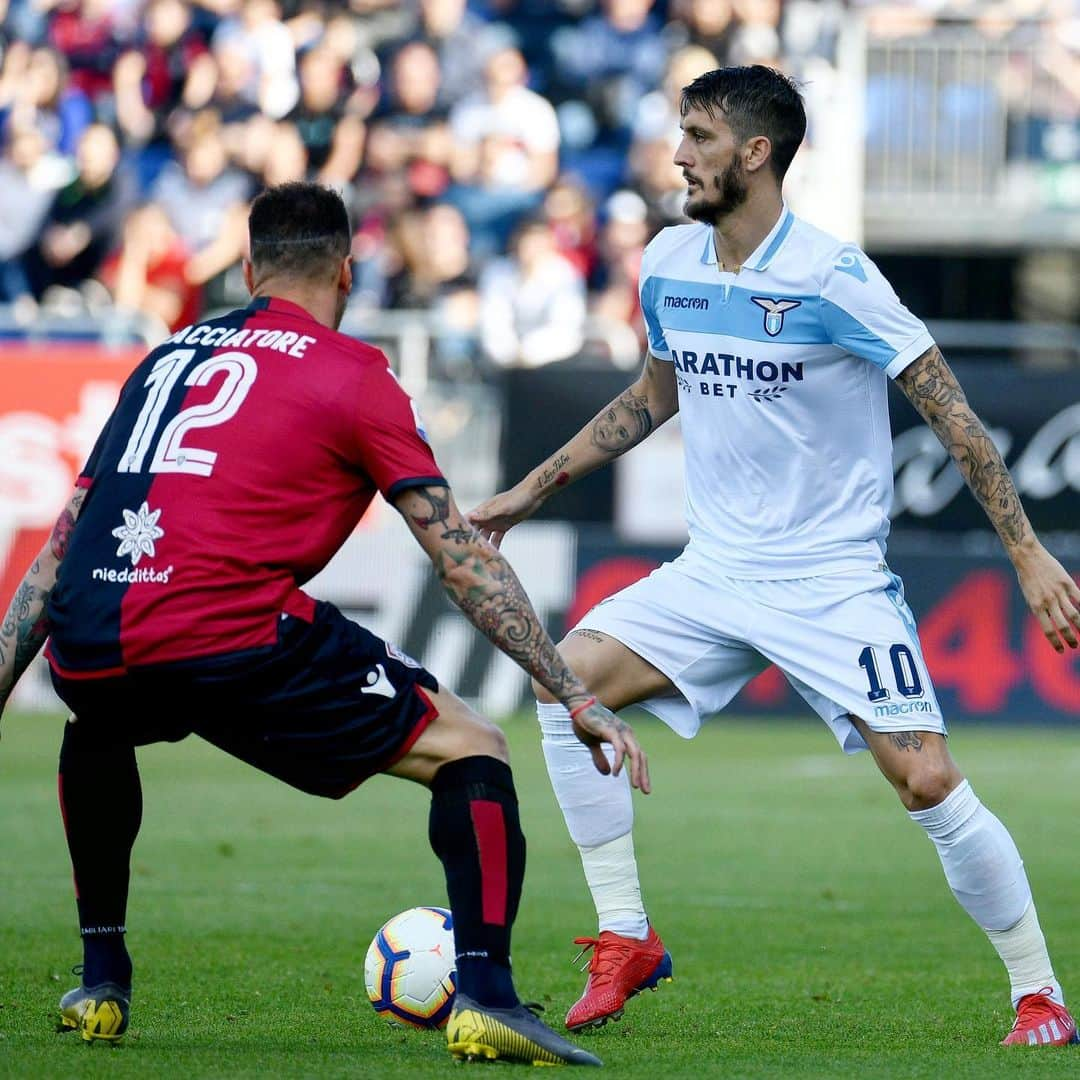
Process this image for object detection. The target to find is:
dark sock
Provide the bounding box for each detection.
[58,721,141,990]
[429,755,525,1009]
[80,934,132,991]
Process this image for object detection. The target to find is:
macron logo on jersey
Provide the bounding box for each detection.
[360,663,396,699]
[663,294,710,310]
[833,251,868,283]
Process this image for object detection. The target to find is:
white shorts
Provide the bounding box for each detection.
[574,555,946,754]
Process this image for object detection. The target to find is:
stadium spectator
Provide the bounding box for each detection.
[47,0,120,105]
[5,45,92,155]
[386,201,475,310]
[449,44,560,194]
[112,0,209,147]
[728,0,783,66]
[627,130,689,227]
[287,45,366,183]
[543,176,598,281]
[478,216,586,369]
[192,38,262,125]
[666,0,738,60]
[23,122,133,299]
[210,0,298,120]
[98,202,202,332]
[549,0,668,138]
[590,188,648,343]
[151,112,251,258]
[412,0,500,106]
[443,133,543,260]
[0,120,68,306]
[386,200,479,373]
[443,44,560,256]
[365,39,452,199]
[633,44,720,144]
[260,120,310,187]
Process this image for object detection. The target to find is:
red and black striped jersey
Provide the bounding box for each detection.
[47,296,445,675]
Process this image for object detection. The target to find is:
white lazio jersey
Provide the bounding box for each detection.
[640,206,934,580]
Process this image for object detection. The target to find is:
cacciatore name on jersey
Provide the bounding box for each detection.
[167,321,317,358]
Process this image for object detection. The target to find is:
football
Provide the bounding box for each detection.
[364,906,457,1029]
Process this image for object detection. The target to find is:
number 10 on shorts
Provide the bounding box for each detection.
[858,644,924,702]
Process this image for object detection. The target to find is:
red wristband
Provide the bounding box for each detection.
[568,696,598,721]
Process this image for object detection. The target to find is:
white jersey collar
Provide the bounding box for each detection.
[699,203,795,272]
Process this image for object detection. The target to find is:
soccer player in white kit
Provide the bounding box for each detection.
[469,66,1080,1047]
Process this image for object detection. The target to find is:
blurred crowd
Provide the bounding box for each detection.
[0,0,1074,370]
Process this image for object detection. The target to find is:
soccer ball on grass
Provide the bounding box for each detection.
[364,906,457,1029]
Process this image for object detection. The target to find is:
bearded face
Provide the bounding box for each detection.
[683,152,749,225]
[675,104,755,226]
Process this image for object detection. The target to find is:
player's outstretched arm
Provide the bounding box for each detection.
[897,345,1080,653]
[468,353,678,546]
[394,483,650,792]
[0,486,87,723]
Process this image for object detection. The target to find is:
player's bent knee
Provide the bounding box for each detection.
[902,762,961,811]
[388,688,509,786]
[437,706,509,767]
[473,720,509,764]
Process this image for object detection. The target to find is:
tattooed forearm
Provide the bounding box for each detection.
[897,347,1032,552]
[409,486,477,545]
[888,731,924,752]
[0,573,53,712]
[0,487,84,713]
[435,545,588,707]
[49,488,85,560]
[590,388,654,456]
[535,452,571,493]
[397,482,589,706]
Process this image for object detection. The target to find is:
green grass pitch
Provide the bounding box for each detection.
[2,710,1079,1078]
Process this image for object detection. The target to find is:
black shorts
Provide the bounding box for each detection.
[50,601,440,799]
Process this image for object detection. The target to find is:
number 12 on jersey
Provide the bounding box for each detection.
[118,347,258,477]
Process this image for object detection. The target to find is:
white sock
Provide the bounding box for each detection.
[910,780,1061,1005]
[537,702,648,939]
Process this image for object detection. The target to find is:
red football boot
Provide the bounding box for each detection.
[1001,987,1079,1046]
[565,927,673,1032]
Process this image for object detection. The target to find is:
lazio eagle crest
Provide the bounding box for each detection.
[750,296,802,337]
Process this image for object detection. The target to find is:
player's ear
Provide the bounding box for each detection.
[338,256,353,296]
[242,258,255,295]
[744,135,772,175]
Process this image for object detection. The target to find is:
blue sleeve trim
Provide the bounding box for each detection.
[639,274,670,357]
[386,475,449,500]
[819,297,897,369]
[884,333,936,379]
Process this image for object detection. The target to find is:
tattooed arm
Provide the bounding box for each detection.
[468,353,678,545]
[0,487,87,718]
[394,483,650,791]
[897,346,1080,652]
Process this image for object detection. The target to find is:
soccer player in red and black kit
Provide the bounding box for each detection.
[0,182,649,1067]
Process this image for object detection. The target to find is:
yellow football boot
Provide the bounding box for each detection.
[58,980,130,1043]
[446,993,602,1066]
